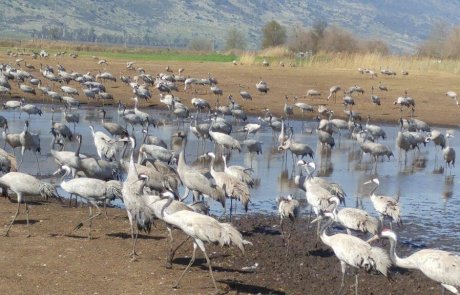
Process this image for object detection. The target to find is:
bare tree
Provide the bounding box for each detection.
[225,28,246,50]
[418,21,450,58]
[262,20,287,48]
[188,38,214,52]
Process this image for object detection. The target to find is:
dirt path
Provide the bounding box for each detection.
[0,198,441,295]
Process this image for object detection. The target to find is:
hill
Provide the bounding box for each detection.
[1,0,459,53]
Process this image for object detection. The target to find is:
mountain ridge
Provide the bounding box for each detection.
[1,0,458,53]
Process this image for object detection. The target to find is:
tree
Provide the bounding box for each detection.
[188,37,213,52]
[418,21,450,58]
[225,28,246,50]
[262,20,287,48]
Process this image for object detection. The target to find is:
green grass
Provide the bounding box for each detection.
[76,51,237,62]
[0,42,237,63]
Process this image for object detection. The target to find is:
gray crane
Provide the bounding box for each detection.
[61,85,79,96]
[370,86,381,106]
[2,122,21,153]
[50,108,73,142]
[75,134,120,181]
[19,102,42,119]
[294,97,314,120]
[160,199,252,293]
[365,115,386,140]
[0,172,59,237]
[278,132,314,163]
[396,131,418,164]
[238,123,261,138]
[135,177,207,268]
[320,220,391,295]
[306,89,321,97]
[54,165,121,239]
[207,152,250,216]
[222,154,254,187]
[313,197,380,241]
[327,85,341,102]
[63,107,80,133]
[138,143,175,164]
[256,79,269,94]
[141,127,167,148]
[364,178,401,229]
[443,132,455,174]
[317,129,335,149]
[89,125,118,161]
[18,120,41,174]
[177,143,225,208]
[241,139,263,168]
[19,83,36,95]
[277,194,299,254]
[374,229,460,294]
[121,137,155,260]
[209,118,241,153]
[284,96,294,120]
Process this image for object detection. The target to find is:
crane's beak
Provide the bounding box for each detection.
[310,216,324,224]
[366,235,380,244]
[52,168,63,176]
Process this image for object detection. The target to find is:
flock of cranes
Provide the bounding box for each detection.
[0,50,459,294]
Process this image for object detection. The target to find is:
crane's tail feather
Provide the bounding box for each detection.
[368,247,391,277]
[106,181,123,200]
[39,182,61,201]
[220,223,251,254]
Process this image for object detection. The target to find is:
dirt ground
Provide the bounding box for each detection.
[3,53,460,127]
[0,197,444,295]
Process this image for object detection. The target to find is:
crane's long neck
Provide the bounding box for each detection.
[222,155,228,171]
[369,182,379,196]
[75,136,82,157]
[209,155,217,178]
[177,151,186,173]
[387,237,417,269]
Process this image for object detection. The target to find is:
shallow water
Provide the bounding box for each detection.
[2,104,459,253]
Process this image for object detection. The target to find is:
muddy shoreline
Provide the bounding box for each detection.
[0,197,445,295]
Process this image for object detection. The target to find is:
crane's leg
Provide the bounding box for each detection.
[25,202,30,238]
[17,147,25,171]
[280,218,285,244]
[285,220,295,256]
[180,187,190,202]
[173,242,197,289]
[34,152,41,175]
[200,245,219,293]
[5,201,20,236]
[168,234,191,268]
[338,261,347,295]
[166,227,174,268]
[355,273,359,295]
[130,224,139,262]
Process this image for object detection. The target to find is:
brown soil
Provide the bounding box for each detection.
[5,55,460,127]
[0,197,441,295]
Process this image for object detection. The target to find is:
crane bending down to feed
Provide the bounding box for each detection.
[321,219,391,295]
[371,229,460,294]
[53,165,122,239]
[160,197,252,293]
[0,172,60,237]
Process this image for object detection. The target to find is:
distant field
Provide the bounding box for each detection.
[3,39,460,73]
